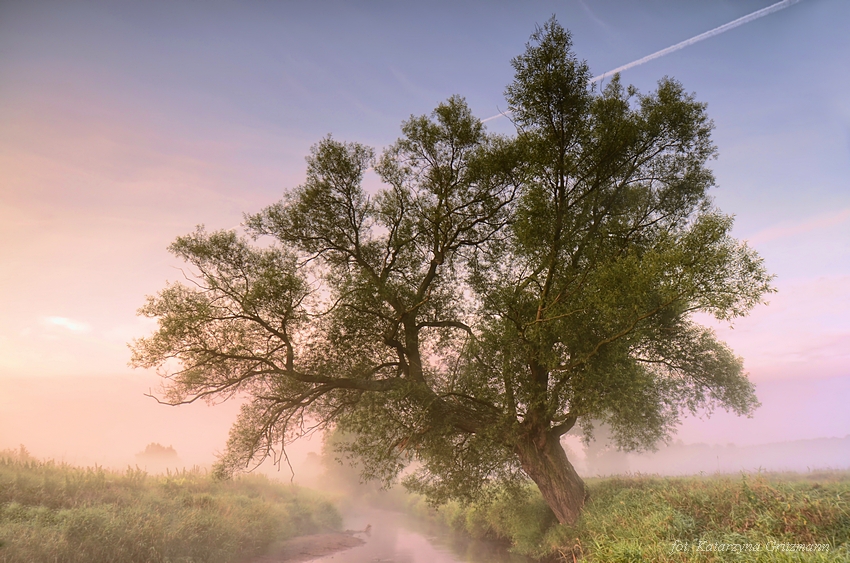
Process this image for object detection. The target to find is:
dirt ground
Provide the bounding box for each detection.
[244,532,366,563]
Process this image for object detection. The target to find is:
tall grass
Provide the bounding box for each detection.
[0,446,341,563]
[406,471,850,562]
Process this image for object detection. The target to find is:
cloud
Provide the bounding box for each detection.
[43,316,91,333]
[746,207,850,246]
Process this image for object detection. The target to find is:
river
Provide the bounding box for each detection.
[310,507,535,563]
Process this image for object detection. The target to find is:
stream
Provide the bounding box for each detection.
[311,507,535,563]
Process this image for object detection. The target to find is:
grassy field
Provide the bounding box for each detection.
[0,446,341,563]
[407,470,850,562]
[3,445,849,563]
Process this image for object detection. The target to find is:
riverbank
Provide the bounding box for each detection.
[406,470,850,562]
[0,447,342,563]
[4,445,848,562]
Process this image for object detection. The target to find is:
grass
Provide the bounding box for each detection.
[4,444,847,562]
[406,470,850,562]
[0,446,341,563]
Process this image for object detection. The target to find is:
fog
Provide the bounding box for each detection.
[577,436,850,477]
[563,431,850,479]
[2,372,848,482]
[0,373,322,477]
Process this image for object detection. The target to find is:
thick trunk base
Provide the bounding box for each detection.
[516,431,586,525]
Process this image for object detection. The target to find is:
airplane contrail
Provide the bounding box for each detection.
[483,0,805,122]
[591,0,804,83]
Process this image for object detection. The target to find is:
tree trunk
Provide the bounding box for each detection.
[515,430,586,525]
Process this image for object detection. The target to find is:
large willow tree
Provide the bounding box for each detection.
[132,20,772,525]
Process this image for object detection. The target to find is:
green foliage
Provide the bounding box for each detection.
[564,472,850,562]
[131,18,773,523]
[405,483,566,559]
[405,472,850,562]
[0,448,341,563]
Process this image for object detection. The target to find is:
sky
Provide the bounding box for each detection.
[1,0,848,473]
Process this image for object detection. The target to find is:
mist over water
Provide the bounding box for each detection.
[315,508,532,563]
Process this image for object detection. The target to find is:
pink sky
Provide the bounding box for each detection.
[1,0,848,471]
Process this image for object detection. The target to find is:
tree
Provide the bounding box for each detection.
[131,19,772,525]
[135,443,180,472]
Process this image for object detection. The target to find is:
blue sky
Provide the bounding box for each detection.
[1,0,848,466]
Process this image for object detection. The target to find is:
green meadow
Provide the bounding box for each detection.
[3,444,849,562]
[0,447,340,563]
[407,471,850,562]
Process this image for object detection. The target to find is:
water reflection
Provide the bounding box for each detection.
[312,507,533,563]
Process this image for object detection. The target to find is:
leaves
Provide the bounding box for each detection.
[132,19,772,509]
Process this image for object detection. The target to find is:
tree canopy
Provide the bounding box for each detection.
[131,19,772,525]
